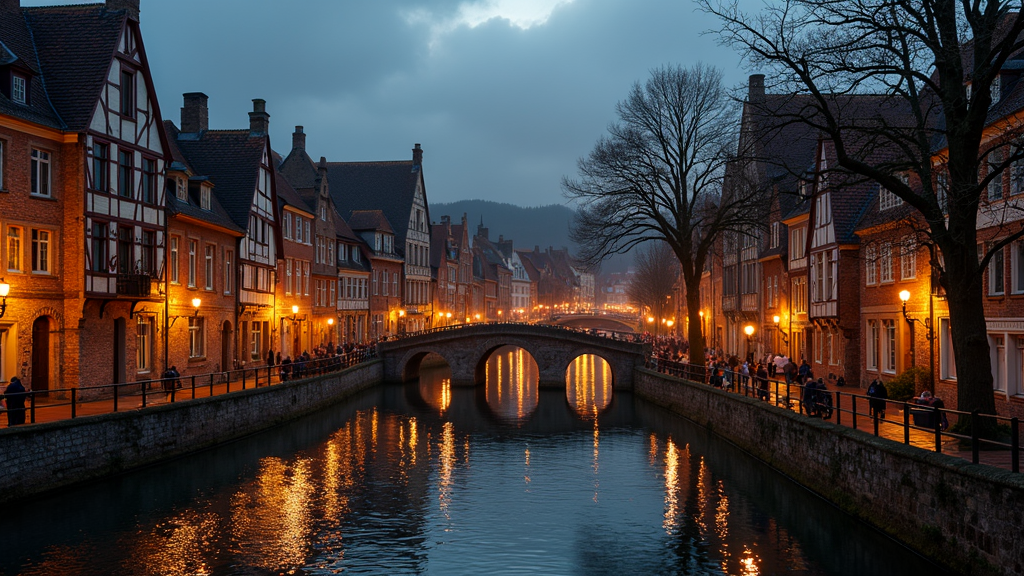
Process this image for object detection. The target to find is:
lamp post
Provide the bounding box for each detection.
[772,314,789,352]
[699,310,705,339]
[900,289,935,391]
[0,279,9,319]
[744,324,755,362]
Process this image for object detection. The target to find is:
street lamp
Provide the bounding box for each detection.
[191,297,201,316]
[699,310,705,339]
[0,279,8,319]
[773,314,789,345]
[900,290,935,387]
[744,324,755,361]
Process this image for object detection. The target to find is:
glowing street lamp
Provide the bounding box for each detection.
[191,297,201,316]
[773,314,789,345]
[0,279,8,319]
[744,324,755,360]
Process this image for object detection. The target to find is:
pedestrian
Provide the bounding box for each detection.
[756,363,770,401]
[782,358,797,384]
[2,376,27,426]
[267,349,276,368]
[161,366,176,401]
[798,359,811,381]
[866,378,888,419]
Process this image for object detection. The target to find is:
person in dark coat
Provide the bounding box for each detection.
[2,376,27,426]
[755,363,770,401]
[783,359,798,384]
[866,378,888,419]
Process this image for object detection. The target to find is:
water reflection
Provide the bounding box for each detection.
[484,345,538,422]
[418,353,452,414]
[0,383,952,575]
[566,353,613,417]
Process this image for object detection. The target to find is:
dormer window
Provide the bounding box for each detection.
[352,246,361,262]
[12,74,26,104]
[175,177,186,201]
[200,186,211,210]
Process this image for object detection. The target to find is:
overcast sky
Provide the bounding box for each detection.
[36,0,748,207]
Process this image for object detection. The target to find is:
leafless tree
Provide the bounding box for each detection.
[564,63,767,357]
[626,242,680,329]
[700,0,1024,416]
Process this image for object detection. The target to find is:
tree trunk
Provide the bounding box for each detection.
[943,243,997,416]
[685,276,705,368]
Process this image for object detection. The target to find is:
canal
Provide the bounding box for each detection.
[0,346,946,575]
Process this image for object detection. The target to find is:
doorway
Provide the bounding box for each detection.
[31,316,50,392]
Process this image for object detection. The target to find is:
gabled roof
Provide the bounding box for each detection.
[22,3,130,131]
[163,121,243,234]
[172,127,268,230]
[278,144,318,191]
[348,209,394,233]
[430,224,448,270]
[326,159,422,251]
[276,171,311,215]
[334,210,360,242]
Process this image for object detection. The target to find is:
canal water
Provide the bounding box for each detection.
[0,346,946,575]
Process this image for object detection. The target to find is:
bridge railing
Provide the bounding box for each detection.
[647,357,1023,474]
[0,349,378,428]
[387,321,646,344]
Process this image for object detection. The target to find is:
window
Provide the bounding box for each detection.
[117,226,132,274]
[879,187,903,211]
[883,319,897,373]
[994,336,1007,392]
[828,331,838,365]
[204,245,214,290]
[188,316,204,358]
[11,74,26,104]
[90,223,107,272]
[170,236,179,284]
[6,226,21,272]
[815,192,832,226]
[30,229,50,274]
[224,249,233,295]
[283,213,291,240]
[865,245,877,285]
[814,328,823,363]
[140,230,154,275]
[940,318,956,380]
[188,240,197,288]
[353,246,361,263]
[791,276,807,314]
[770,222,779,248]
[175,177,186,201]
[383,269,389,295]
[990,244,1005,295]
[141,158,156,204]
[92,143,109,192]
[867,320,879,370]
[118,150,133,198]
[901,236,916,280]
[790,228,806,261]
[285,259,292,295]
[393,272,399,298]
[879,242,893,283]
[136,315,151,373]
[31,149,50,197]
[250,321,262,360]
[339,242,347,262]
[304,261,310,295]
[304,220,310,244]
[989,150,1004,201]
[119,69,134,116]
[373,270,379,295]
[200,187,211,210]
[321,204,326,221]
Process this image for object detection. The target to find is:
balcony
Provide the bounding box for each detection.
[116,274,153,297]
[722,294,737,312]
[741,293,759,311]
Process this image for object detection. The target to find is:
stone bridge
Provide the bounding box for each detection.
[378,323,649,389]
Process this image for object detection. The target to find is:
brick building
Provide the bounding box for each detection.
[348,210,403,338]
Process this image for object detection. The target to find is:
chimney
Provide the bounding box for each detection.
[249,99,270,135]
[412,143,423,166]
[180,92,208,133]
[107,0,139,20]
[292,126,306,151]
[317,156,328,178]
[748,74,765,104]
[441,215,451,226]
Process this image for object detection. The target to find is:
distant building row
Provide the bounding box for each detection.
[0,0,593,394]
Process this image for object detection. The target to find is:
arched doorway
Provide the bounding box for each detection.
[222,320,233,372]
[31,316,50,392]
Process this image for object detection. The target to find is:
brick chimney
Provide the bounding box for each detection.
[292,126,306,152]
[317,156,328,177]
[180,92,208,133]
[748,74,765,104]
[249,99,269,135]
[107,0,139,21]
[412,143,423,166]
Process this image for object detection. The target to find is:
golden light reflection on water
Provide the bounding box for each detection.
[484,346,538,421]
[418,354,453,414]
[438,421,457,526]
[566,354,613,417]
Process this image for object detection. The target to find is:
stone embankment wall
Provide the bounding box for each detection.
[635,368,1024,576]
[0,361,382,504]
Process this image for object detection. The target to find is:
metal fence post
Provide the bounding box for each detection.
[971,410,980,464]
[873,410,879,436]
[142,381,147,407]
[903,402,910,445]
[852,395,858,430]
[71,388,77,419]
[934,408,942,453]
[113,384,119,413]
[29,393,35,423]
[1012,417,1020,474]
[836,392,842,426]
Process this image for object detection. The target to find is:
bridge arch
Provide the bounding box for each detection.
[472,337,542,386]
[397,348,455,383]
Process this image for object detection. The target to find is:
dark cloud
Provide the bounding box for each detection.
[29,0,745,207]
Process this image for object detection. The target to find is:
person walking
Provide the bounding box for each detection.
[866,378,888,419]
[2,376,27,426]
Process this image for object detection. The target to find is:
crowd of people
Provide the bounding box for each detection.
[270,340,379,382]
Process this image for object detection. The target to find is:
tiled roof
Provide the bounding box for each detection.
[167,190,245,235]
[334,211,360,242]
[430,224,448,269]
[23,3,128,131]
[275,171,311,214]
[173,129,267,230]
[278,146,317,191]
[326,160,422,252]
[348,209,394,233]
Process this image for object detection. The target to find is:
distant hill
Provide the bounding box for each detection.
[430,199,631,273]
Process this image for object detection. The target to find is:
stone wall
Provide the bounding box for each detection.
[635,368,1024,576]
[0,360,382,504]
